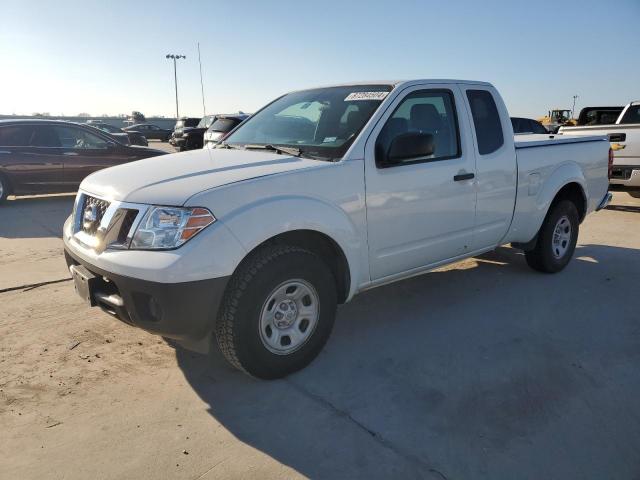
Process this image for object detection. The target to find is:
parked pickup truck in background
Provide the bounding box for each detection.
[560,101,640,197]
[63,80,611,379]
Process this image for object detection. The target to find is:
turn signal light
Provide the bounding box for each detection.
[180,208,215,241]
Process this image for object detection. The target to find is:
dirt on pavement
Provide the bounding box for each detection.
[1,190,639,479]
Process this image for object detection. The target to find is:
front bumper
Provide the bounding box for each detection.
[64,246,229,342]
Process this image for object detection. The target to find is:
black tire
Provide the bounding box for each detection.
[0,174,9,203]
[629,191,640,199]
[215,244,337,379]
[524,200,579,273]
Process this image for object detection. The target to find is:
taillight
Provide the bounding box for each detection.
[608,147,614,179]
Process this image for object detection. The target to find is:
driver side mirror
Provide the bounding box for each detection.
[382,132,434,167]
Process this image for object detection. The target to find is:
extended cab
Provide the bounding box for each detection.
[63,80,611,379]
[560,101,640,197]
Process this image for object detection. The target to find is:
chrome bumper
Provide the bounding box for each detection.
[596,192,612,211]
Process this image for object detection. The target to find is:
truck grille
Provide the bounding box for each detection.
[73,193,141,251]
[80,195,110,235]
[116,209,139,244]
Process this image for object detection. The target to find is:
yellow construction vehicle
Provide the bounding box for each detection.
[537,109,577,133]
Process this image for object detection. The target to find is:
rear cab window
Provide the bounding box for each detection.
[466,89,504,155]
[209,118,240,133]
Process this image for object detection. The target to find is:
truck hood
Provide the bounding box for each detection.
[80,148,326,205]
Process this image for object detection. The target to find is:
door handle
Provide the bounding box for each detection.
[454,173,475,181]
[608,133,626,142]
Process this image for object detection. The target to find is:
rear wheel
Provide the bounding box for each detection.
[0,174,9,203]
[629,191,640,199]
[215,244,337,379]
[524,200,579,273]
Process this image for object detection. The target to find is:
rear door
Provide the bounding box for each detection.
[364,84,477,280]
[461,87,517,250]
[53,125,129,187]
[0,124,65,194]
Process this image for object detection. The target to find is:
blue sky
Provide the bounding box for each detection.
[1,0,638,118]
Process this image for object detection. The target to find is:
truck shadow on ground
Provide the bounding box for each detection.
[605,203,640,214]
[174,244,640,479]
[0,195,74,239]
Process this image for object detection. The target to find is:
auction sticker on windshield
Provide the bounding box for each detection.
[344,91,389,101]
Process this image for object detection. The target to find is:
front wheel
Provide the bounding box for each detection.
[524,200,579,273]
[215,244,337,379]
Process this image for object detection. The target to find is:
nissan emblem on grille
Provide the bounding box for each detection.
[83,204,98,230]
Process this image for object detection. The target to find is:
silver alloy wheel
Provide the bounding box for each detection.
[552,215,572,259]
[259,279,320,355]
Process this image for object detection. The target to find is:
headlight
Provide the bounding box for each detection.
[130,206,215,249]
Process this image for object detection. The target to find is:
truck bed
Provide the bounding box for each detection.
[514,133,606,149]
[505,133,610,245]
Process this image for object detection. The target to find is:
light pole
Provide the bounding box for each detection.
[571,95,579,119]
[166,54,186,119]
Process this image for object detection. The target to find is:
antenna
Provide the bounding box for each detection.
[198,42,206,117]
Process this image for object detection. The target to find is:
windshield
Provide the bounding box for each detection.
[94,124,120,133]
[197,115,215,129]
[224,85,393,159]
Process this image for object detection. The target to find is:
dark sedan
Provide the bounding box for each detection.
[123,123,172,141]
[0,120,166,202]
[87,122,148,146]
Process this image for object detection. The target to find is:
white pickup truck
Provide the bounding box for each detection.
[560,101,640,197]
[63,80,611,378]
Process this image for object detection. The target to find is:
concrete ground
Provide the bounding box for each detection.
[1,183,639,479]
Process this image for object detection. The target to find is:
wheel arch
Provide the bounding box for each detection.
[235,229,351,304]
[550,181,587,222]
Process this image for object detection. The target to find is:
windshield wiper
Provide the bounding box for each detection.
[215,142,244,150]
[244,144,302,157]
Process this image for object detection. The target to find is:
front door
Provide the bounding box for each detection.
[52,125,129,187]
[365,85,477,280]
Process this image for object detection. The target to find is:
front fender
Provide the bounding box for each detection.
[221,195,366,299]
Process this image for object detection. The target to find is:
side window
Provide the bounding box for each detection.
[30,126,61,147]
[619,105,640,125]
[466,89,504,155]
[149,125,159,130]
[376,89,460,166]
[53,127,109,149]
[0,126,33,146]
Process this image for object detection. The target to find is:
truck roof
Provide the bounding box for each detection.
[292,79,493,91]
